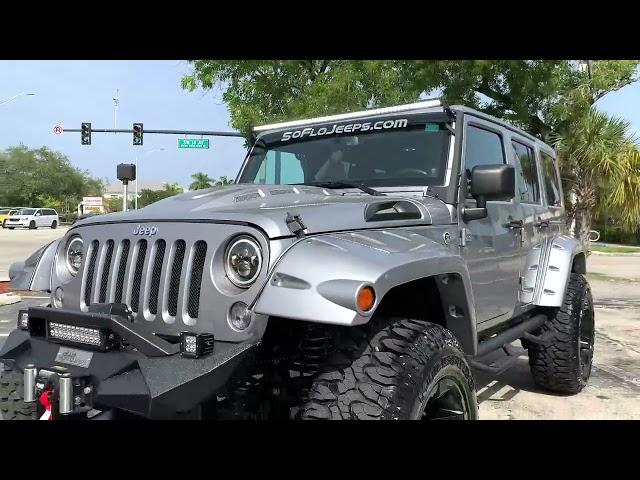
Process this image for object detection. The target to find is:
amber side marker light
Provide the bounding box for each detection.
[357,286,376,312]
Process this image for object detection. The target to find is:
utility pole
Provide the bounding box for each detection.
[113,89,119,132]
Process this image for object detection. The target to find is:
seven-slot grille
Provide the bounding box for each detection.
[81,237,207,322]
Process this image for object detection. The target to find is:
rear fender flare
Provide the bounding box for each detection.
[533,235,585,307]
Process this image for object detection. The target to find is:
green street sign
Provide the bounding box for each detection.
[178,139,210,149]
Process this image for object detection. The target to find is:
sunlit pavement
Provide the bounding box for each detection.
[0,226,69,281]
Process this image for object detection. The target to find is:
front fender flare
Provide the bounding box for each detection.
[254,229,476,340]
[9,240,58,292]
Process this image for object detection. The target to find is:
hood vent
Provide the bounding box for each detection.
[364,200,422,222]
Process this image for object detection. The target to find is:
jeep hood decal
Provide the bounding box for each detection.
[76,185,452,238]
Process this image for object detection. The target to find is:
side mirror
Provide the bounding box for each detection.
[35,212,41,216]
[463,164,515,222]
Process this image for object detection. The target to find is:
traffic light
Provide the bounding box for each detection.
[81,122,91,145]
[133,123,143,146]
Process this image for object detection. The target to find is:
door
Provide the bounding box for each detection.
[508,138,547,312]
[34,209,43,227]
[459,118,523,325]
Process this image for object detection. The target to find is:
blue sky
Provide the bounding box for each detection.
[0,60,246,188]
[1,60,639,188]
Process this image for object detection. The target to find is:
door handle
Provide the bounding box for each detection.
[505,219,524,229]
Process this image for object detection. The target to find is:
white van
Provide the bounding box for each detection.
[6,208,59,230]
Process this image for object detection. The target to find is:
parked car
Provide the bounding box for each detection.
[5,208,59,230]
[0,208,18,228]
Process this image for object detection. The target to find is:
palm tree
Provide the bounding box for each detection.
[609,146,640,232]
[189,172,214,191]
[551,108,634,248]
[214,176,233,186]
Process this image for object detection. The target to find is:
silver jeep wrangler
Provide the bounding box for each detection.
[0,99,594,420]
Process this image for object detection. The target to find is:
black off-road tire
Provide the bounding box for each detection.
[1,220,5,228]
[29,221,36,230]
[297,317,478,420]
[527,273,595,394]
[0,363,37,420]
[8,227,14,230]
[51,220,57,229]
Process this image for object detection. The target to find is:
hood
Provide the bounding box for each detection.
[76,185,453,238]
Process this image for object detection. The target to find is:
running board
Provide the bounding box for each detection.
[474,314,547,358]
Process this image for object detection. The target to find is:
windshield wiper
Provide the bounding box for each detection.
[304,181,384,196]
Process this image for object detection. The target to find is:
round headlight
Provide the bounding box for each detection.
[224,236,262,288]
[65,236,84,275]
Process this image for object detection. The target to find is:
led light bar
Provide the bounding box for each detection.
[253,99,442,132]
[49,322,102,346]
[46,321,119,351]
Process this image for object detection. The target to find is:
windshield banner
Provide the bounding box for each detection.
[280,118,409,142]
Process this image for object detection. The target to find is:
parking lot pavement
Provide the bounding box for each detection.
[0,226,69,281]
[0,295,50,349]
[475,254,640,420]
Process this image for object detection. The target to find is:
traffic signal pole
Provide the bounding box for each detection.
[65,128,245,137]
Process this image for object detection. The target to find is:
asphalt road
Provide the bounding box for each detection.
[0,226,69,281]
[0,241,638,419]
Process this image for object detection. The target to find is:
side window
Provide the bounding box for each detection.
[540,151,562,206]
[253,151,304,185]
[511,140,541,204]
[464,125,505,173]
[464,125,505,199]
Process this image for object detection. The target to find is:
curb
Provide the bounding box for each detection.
[0,293,21,306]
[590,251,640,256]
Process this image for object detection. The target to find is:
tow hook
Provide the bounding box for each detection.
[39,390,53,420]
[24,365,92,419]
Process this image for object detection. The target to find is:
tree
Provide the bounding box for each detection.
[214,176,233,186]
[181,61,418,136]
[0,145,104,209]
[551,109,635,246]
[104,197,123,213]
[189,172,214,191]
[137,183,184,208]
[182,60,640,241]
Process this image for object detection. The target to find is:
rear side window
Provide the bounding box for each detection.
[511,140,541,204]
[540,151,562,206]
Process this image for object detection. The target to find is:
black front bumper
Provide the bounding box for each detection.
[0,307,257,419]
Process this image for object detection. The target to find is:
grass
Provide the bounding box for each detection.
[586,272,638,285]
[591,245,640,254]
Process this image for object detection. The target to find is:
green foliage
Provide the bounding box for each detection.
[0,145,104,210]
[182,60,640,236]
[214,176,233,186]
[137,183,184,208]
[189,172,214,191]
[104,197,122,213]
[182,61,418,137]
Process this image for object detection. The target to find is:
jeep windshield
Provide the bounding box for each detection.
[238,117,452,189]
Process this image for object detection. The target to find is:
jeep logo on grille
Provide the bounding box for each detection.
[132,225,158,236]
